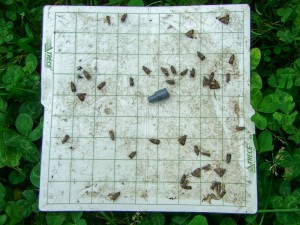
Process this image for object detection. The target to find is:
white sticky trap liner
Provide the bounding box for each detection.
[40,5,256,213]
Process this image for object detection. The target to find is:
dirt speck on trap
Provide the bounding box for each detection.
[104,107,113,115]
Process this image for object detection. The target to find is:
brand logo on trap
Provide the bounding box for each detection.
[44,37,53,70]
[247,145,256,173]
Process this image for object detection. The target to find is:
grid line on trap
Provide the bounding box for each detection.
[155,13,161,205]
[113,11,120,197]
[177,12,181,205]
[134,13,141,204]
[69,11,77,204]
[221,15,224,207]
[242,10,247,207]
[90,12,99,204]
[198,12,202,206]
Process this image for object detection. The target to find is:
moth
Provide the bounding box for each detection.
[108,192,120,201]
[218,190,226,198]
[236,126,245,131]
[97,82,106,90]
[180,69,188,76]
[209,80,220,89]
[181,180,192,190]
[185,29,194,38]
[208,72,214,82]
[170,66,176,74]
[62,134,70,144]
[217,14,230,25]
[106,15,111,25]
[226,153,232,164]
[204,74,217,88]
[215,182,222,195]
[197,51,206,61]
[202,194,212,204]
[121,13,127,22]
[77,93,86,102]
[214,167,226,177]
[142,66,151,75]
[180,174,187,185]
[178,135,187,146]
[83,70,91,80]
[226,73,231,83]
[191,168,201,178]
[202,193,219,204]
[209,193,219,200]
[234,102,240,117]
[166,79,175,85]
[130,77,134,86]
[70,81,76,92]
[129,151,136,159]
[190,68,195,78]
[201,151,211,157]
[149,138,160,145]
[109,130,115,141]
[203,76,210,87]
[194,145,200,156]
[201,164,211,171]
[161,67,169,76]
[182,184,192,190]
[210,181,218,190]
[229,54,235,64]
